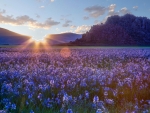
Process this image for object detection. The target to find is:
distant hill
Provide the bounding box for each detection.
[0,28,31,45]
[71,14,150,46]
[45,33,82,45]
[0,28,81,46]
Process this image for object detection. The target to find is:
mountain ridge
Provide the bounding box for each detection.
[0,27,29,37]
[0,27,31,45]
[45,33,82,45]
[0,28,82,45]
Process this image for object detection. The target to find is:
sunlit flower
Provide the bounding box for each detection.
[96,109,102,113]
[85,90,89,99]
[104,91,108,97]
[11,103,16,110]
[93,96,99,104]
[63,94,69,104]
[30,110,34,113]
[105,99,114,105]
[66,109,73,113]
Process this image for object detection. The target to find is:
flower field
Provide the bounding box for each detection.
[0,47,150,113]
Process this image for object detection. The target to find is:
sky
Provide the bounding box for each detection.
[0,0,150,41]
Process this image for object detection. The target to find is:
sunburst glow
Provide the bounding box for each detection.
[32,36,46,42]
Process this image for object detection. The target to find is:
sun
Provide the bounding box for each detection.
[32,36,45,42]
[30,36,50,50]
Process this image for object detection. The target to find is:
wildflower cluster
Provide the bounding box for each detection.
[0,48,150,112]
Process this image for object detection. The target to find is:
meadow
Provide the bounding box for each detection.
[0,47,150,113]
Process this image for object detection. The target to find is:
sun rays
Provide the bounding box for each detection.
[15,36,52,53]
[15,35,72,59]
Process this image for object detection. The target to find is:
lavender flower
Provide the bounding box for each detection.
[93,96,99,104]
[67,109,73,113]
[96,109,102,113]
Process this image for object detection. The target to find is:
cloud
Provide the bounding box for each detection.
[60,14,71,21]
[61,14,71,18]
[36,0,42,2]
[107,4,119,16]
[108,4,116,12]
[91,4,118,24]
[62,20,72,27]
[84,4,117,18]
[0,15,36,25]
[0,12,60,29]
[75,25,91,34]
[70,25,76,29]
[61,29,75,33]
[37,0,54,2]
[108,10,119,16]
[133,6,138,10]
[102,11,119,23]
[29,18,60,29]
[119,7,130,15]
[0,9,6,14]
[36,14,40,18]
[94,20,101,25]
[85,5,107,18]
[84,4,131,20]
[83,16,89,20]
[56,28,59,31]
[99,5,130,24]
[40,6,45,8]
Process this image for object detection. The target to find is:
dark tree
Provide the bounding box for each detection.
[73,14,150,46]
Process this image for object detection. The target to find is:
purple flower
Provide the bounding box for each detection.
[67,109,73,113]
[93,96,99,104]
[11,103,16,110]
[85,90,89,99]
[96,109,102,113]
[30,110,34,113]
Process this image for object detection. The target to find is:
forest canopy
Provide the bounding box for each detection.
[72,14,150,46]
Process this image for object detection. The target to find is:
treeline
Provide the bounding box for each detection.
[72,14,150,46]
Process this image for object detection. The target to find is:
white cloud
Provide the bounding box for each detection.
[85,5,107,18]
[93,4,118,24]
[94,20,101,25]
[36,14,40,18]
[62,20,72,27]
[84,4,131,22]
[119,7,130,15]
[29,18,60,29]
[40,6,45,8]
[61,30,74,34]
[108,4,116,12]
[108,10,119,16]
[70,25,76,29]
[74,25,91,34]
[37,0,54,2]
[0,15,36,25]
[56,28,59,31]
[36,0,42,2]
[0,12,60,29]
[107,4,119,17]
[83,16,89,20]
[84,4,117,18]
[0,9,6,14]
[98,5,130,24]
[133,6,138,10]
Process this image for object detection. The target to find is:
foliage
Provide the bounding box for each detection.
[73,14,150,46]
